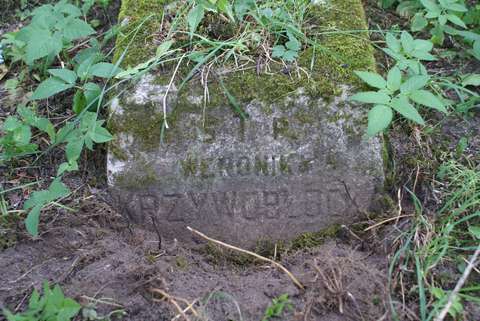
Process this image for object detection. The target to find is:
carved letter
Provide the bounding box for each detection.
[236,156,251,176]
[254,155,269,176]
[218,157,235,177]
[180,157,197,177]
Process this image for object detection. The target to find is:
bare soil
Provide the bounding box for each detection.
[0,199,389,321]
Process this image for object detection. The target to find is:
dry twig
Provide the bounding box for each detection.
[187,226,305,290]
[150,288,198,321]
[434,243,480,321]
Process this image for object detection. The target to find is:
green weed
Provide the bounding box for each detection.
[2,282,81,321]
[262,294,293,321]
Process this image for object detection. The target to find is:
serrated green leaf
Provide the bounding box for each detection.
[61,17,95,41]
[48,69,77,84]
[387,67,402,92]
[31,77,74,100]
[421,0,441,13]
[410,90,447,113]
[400,75,429,93]
[73,90,86,114]
[3,117,22,131]
[412,13,428,31]
[391,96,425,125]
[66,136,84,162]
[386,33,401,52]
[355,71,387,89]
[401,31,415,53]
[13,125,32,146]
[367,105,393,136]
[413,39,433,52]
[351,91,391,104]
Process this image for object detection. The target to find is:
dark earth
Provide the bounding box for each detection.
[1,1,479,321]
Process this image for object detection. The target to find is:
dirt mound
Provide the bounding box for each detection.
[0,202,388,321]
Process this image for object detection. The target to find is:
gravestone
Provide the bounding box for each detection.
[108,0,385,247]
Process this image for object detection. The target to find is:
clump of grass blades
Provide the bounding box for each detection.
[389,160,480,321]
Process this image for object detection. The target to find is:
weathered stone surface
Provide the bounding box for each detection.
[108,0,385,247]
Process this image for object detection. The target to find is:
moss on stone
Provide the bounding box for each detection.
[114,157,159,188]
[113,0,170,68]
[201,225,341,267]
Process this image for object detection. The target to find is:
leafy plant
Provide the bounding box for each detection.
[351,66,446,136]
[411,0,468,44]
[2,281,81,321]
[383,31,436,75]
[262,294,293,321]
[0,106,55,162]
[1,0,95,69]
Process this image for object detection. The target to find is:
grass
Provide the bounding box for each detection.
[389,160,480,321]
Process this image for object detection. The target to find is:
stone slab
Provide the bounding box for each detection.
[108,0,385,247]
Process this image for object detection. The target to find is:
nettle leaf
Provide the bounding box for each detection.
[411,13,428,31]
[13,125,32,146]
[351,91,391,104]
[31,77,74,100]
[387,67,402,92]
[76,55,97,80]
[22,27,63,65]
[354,71,386,89]
[391,96,425,125]
[367,105,393,136]
[421,0,441,14]
[89,62,123,78]
[48,68,77,84]
[66,136,84,162]
[61,17,95,41]
[386,33,401,52]
[413,39,434,52]
[400,75,429,93]
[409,90,447,113]
[187,5,205,35]
[443,2,468,13]
[400,31,415,53]
[3,117,22,131]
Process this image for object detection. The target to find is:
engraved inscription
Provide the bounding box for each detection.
[179,153,315,178]
[120,186,353,224]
